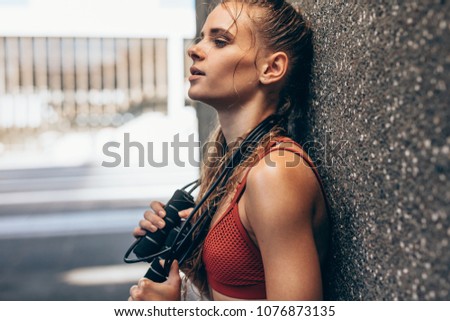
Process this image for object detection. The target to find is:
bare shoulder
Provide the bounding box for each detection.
[244,144,322,227]
[240,141,329,300]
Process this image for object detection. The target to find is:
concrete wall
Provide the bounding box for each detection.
[293,0,449,300]
[194,0,449,300]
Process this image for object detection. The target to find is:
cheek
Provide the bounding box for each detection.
[233,61,259,86]
[207,62,238,88]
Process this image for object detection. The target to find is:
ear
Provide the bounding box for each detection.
[259,51,289,85]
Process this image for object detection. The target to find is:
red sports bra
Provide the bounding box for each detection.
[202,138,327,300]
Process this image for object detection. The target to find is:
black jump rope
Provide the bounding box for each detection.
[124,114,281,282]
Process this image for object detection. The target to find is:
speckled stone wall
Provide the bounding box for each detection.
[291,1,450,300]
[194,0,449,300]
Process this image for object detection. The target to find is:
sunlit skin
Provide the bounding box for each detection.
[187,4,263,111]
[187,2,281,142]
[129,3,329,301]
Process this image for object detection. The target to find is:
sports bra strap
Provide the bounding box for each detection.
[232,138,328,208]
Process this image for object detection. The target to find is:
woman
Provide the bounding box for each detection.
[129,0,329,301]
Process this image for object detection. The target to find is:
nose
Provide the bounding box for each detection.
[187,42,206,61]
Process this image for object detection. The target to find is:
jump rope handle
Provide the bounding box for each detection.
[132,189,195,259]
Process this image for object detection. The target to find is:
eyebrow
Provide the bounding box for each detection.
[200,28,235,39]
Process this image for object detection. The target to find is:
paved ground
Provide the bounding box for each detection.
[0,110,201,300]
[0,225,143,300]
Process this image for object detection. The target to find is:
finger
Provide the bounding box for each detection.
[128,296,133,301]
[132,226,147,238]
[143,211,166,229]
[138,277,152,288]
[150,201,166,217]
[129,285,139,299]
[138,218,158,233]
[167,260,181,286]
[178,207,194,219]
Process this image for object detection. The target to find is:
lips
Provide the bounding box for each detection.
[190,66,205,76]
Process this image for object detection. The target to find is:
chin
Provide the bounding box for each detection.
[187,89,234,110]
[187,89,200,101]
[188,89,211,105]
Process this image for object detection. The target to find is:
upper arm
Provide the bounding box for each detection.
[245,150,323,300]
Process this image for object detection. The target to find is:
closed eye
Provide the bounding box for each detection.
[198,28,234,48]
[213,38,228,48]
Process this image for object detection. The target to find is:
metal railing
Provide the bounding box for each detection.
[0,36,168,137]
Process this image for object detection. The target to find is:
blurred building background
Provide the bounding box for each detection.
[0,0,199,300]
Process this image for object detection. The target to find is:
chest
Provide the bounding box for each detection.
[209,184,258,248]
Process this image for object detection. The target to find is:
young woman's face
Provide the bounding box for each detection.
[187,4,263,108]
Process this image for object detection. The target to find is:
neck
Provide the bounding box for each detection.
[217,102,277,144]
